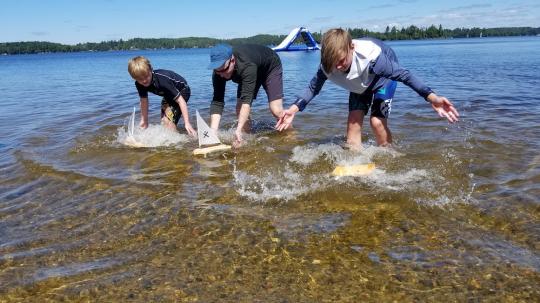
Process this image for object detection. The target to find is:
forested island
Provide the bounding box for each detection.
[1,25,539,55]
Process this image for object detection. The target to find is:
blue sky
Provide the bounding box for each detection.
[1,0,539,44]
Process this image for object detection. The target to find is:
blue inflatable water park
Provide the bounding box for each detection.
[272,27,320,52]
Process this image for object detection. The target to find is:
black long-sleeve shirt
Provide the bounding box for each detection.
[211,44,281,115]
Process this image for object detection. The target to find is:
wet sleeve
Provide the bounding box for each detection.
[294,67,327,111]
[210,72,226,115]
[371,53,434,99]
[238,63,257,104]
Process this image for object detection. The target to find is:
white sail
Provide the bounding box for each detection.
[196,110,221,147]
[129,106,136,137]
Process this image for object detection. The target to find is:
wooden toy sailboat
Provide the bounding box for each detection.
[193,110,231,156]
[331,163,376,176]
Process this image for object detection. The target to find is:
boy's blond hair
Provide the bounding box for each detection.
[128,56,152,79]
[321,28,352,73]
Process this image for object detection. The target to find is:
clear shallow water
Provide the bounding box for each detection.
[0,37,539,301]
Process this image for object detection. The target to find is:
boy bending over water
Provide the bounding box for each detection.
[276,28,459,149]
[128,56,196,136]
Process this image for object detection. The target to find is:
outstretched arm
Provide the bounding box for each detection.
[426,93,459,123]
[234,103,251,147]
[275,104,300,131]
[371,46,459,123]
[210,72,227,130]
[275,67,327,131]
[176,95,196,137]
[139,97,149,129]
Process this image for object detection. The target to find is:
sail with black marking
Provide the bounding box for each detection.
[196,110,221,147]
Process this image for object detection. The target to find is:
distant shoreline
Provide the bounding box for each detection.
[1,25,539,55]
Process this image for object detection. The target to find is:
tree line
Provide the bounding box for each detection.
[1,26,539,55]
[349,25,540,40]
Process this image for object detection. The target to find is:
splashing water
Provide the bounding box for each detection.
[233,164,325,203]
[116,108,190,148]
[232,142,469,205]
[289,143,401,166]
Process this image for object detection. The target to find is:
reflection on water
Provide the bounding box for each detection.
[1,37,539,301]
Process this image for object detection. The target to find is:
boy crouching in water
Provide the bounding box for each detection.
[276,28,459,150]
[128,56,196,136]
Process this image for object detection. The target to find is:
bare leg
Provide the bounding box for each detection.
[370,116,392,147]
[161,105,178,131]
[346,110,365,150]
[210,114,221,131]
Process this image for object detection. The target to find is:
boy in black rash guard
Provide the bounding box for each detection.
[276,28,459,150]
[208,44,285,147]
[128,56,196,137]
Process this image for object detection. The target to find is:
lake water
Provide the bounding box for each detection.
[1,37,539,301]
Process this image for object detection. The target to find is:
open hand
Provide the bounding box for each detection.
[185,123,197,137]
[428,94,459,123]
[275,108,296,131]
[233,128,244,148]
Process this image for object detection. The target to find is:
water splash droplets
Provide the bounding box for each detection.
[116,109,190,148]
